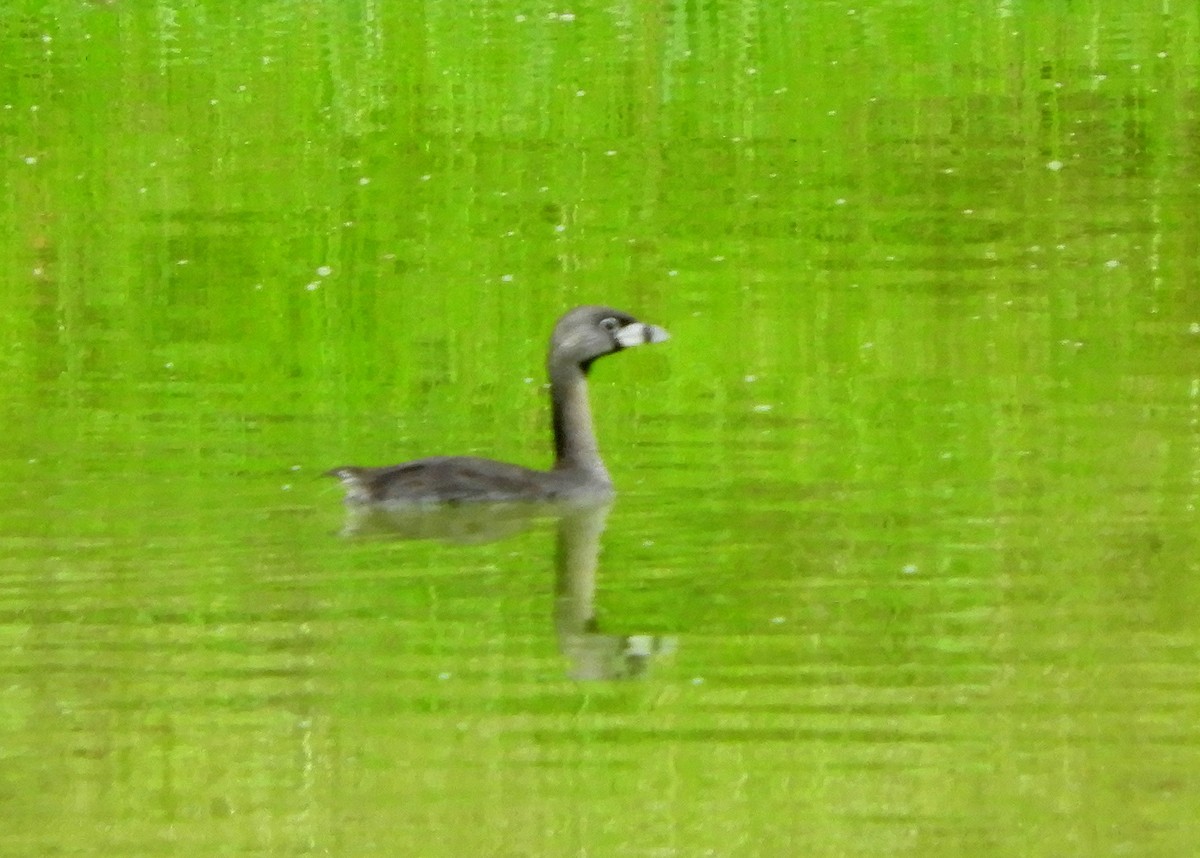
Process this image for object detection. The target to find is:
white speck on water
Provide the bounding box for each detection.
[963,208,974,215]
[752,404,773,413]
[1158,51,1168,58]
[575,89,586,97]
[691,677,705,686]
[316,265,332,277]
[554,224,566,233]
[747,67,758,75]
[23,156,37,165]
[744,374,758,383]
[305,282,320,291]
[515,13,526,21]
[164,362,174,370]
[667,269,679,277]
[711,255,726,262]
[253,283,263,290]
[281,484,292,492]
[500,274,514,283]
[604,149,617,156]
[770,616,786,624]
[902,563,919,575]
[290,465,302,471]
[834,197,846,205]
[358,176,370,185]
[1188,323,1199,334]
[1104,259,1120,269]
[438,672,452,680]
[1047,160,1064,171]
[861,341,874,349]
[176,259,189,266]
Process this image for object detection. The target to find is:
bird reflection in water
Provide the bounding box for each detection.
[335,499,677,681]
[551,501,677,680]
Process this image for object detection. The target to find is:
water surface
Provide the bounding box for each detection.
[2,2,1199,856]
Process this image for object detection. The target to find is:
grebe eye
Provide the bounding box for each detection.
[599,317,620,333]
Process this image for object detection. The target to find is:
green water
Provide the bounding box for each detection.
[2,2,1199,855]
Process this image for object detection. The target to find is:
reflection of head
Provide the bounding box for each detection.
[562,633,678,682]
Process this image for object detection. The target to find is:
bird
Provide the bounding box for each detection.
[325,305,669,505]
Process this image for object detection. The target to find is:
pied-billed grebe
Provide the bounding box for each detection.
[326,305,669,505]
